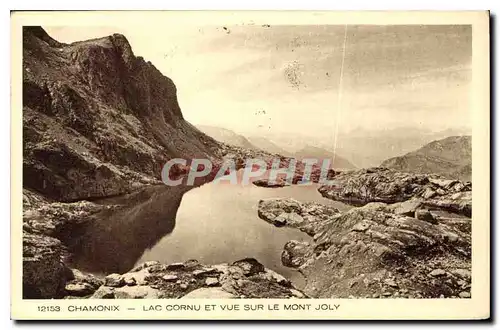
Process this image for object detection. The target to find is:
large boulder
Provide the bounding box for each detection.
[258,198,340,235]
[23,232,66,298]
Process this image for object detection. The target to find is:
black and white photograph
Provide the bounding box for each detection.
[11,10,490,320]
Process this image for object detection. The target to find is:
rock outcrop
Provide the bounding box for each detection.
[22,232,66,298]
[258,168,472,299]
[318,168,471,217]
[252,178,290,188]
[258,198,340,235]
[82,258,305,299]
[258,197,471,298]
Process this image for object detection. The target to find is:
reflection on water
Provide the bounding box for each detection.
[66,185,192,275]
[67,181,349,285]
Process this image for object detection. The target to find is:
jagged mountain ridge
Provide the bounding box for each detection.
[23,27,219,201]
[380,136,472,181]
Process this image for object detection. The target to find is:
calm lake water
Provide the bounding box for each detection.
[68,181,349,287]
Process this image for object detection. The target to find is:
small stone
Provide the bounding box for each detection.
[372,293,380,298]
[352,221,370,232]
[130,261,159,272]
[179,283,188,290]
[459,291,471,298]
[435,188,446,195]
[393,199,421,217]
[65,282,95,297]
[104,273,125,287]
[193,268,217,278]
[162,274,179,282]
[166,262,185,271]
[400,288,408,294]
[422,188,437,199]
[124,277,136,286]
[114,285,160,299]
[266,269,291,286]
[415,209,437,224]
[443,232,459,243]
[69,269,103,288]
[90,286,115,299]
[439,294,445,298]
[122,270,149,286]
[184,259,200,268]
[232,258,265,276]
[272,213,286,226]
[451,269,471,280]
[205,277,219,286]
[384,279,398,288]
[429,269,447,277]
[382,292,392,296]
[290,289,305,298]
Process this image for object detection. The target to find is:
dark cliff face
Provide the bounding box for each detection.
[22,27,219,201]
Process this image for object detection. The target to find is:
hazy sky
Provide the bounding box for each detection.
[45,25,471,138]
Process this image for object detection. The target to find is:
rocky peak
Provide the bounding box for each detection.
[23,26,65,47]
[22,27,218,201]
[109,33,135,65]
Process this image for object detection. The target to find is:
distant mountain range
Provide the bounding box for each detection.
[294,145,357,170]
[197,125,356,169]
[331,127,472,169]
[245,126,471,168]
[196,125,471,177]
[196,125,258,150]
[381,136,472,181]
[246,136,293,157]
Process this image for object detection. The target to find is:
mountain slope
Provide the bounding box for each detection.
[335,127,472,168]
[380,136,472,181]
[246,136,293,156]
[23,27,219,201]
[196,125,258,150]
[294,145,357,170]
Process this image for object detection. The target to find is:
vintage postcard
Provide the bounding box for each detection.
[11,11,490,320]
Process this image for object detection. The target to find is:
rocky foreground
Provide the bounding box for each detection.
[258,168,472,298]
[23,189,115,298]
[87,258,304,299]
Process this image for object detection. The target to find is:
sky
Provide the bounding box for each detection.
[45,24,472,139]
